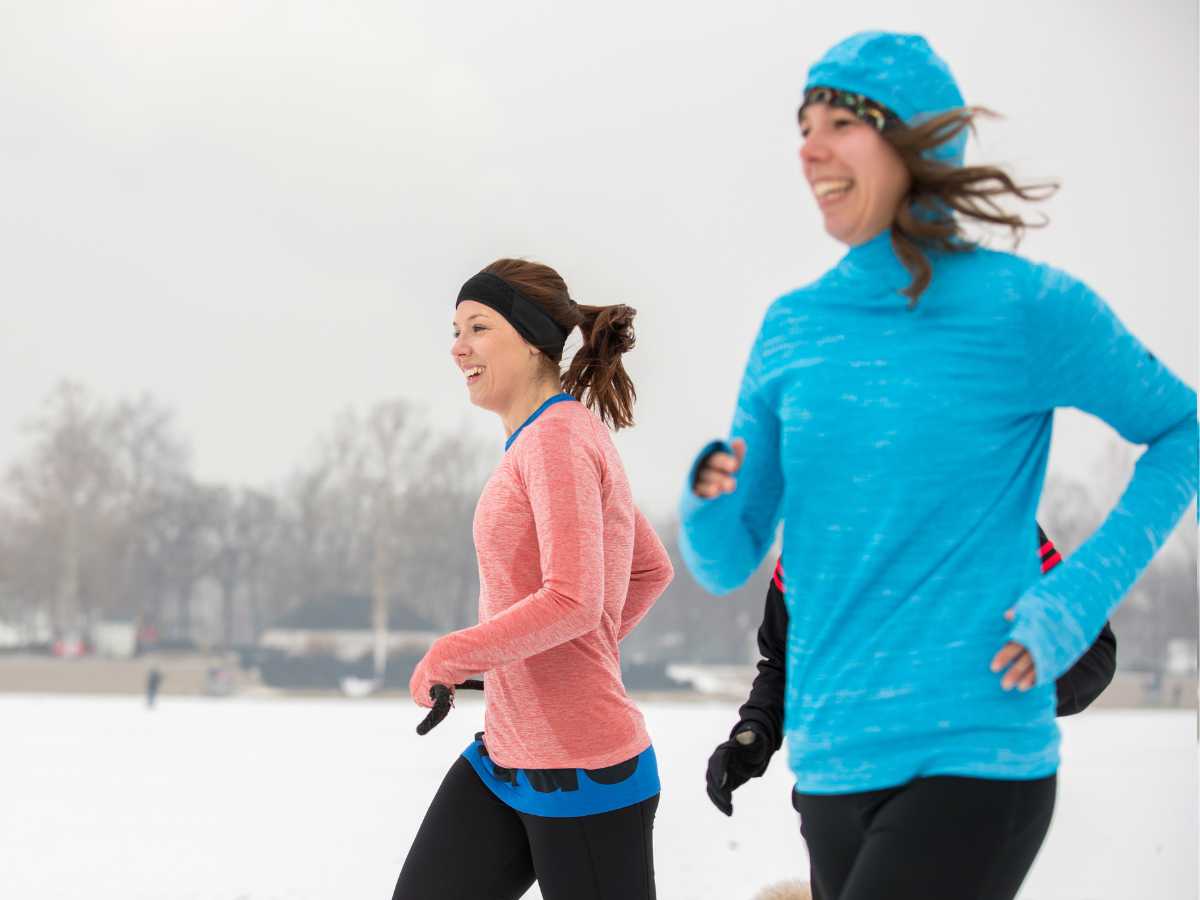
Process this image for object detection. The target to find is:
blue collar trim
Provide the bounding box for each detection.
[505,393,574,451]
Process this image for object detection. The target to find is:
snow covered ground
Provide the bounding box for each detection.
[1,695,1194,899]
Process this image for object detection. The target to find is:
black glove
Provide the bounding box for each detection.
[706,721,772,816]
[415,679,484,736]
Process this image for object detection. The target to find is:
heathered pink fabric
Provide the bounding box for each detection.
[410,400,673,769]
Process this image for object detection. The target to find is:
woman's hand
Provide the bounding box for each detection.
[693,438,746,498]
[706,722,772,816]
[410,644,452,708]
[991,608,1037,691]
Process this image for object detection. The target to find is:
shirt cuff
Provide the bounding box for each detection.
[679,439,733,520]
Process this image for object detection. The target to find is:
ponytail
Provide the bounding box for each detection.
[561,303,638,430]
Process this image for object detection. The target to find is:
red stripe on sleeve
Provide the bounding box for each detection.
[1041,551,1062,573]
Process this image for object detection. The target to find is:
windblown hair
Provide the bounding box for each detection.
[880,107,1059,307]
[483,258,638,430]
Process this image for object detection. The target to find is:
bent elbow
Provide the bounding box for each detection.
[680,544,751,596]
[568,591,606,635]
[656,558,676,593]
[696,569,748,597]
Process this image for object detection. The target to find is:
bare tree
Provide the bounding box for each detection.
[0,383,499,661]
[140,480,220,641]
[105,394,191,626]
[237,490,280,641]
[361,401,421,678]
[402,428,492,630]
[7,382,117,634]
[202,485,280,648]
[260,403,490,668]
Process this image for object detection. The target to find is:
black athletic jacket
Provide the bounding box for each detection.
[736,526,1119,754]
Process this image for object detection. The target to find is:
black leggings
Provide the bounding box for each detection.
[793,774,1056,900]
[392,756,658,900]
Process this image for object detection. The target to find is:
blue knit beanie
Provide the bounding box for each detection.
[804,31,967,166]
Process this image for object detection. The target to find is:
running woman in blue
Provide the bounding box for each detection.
[679,31,1197,900]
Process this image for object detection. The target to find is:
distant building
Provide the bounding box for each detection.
[0,610,53,650]
[91,620,138,658]
[259,595,438,661]
[0,619,23,649]
[255,595,439,689]
[1166,639,1198,676]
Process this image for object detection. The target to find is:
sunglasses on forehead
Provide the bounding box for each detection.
[799,86,902,134]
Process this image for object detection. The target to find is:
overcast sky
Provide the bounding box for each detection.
[2,0,1196,518]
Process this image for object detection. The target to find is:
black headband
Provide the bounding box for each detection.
[456,271,571,355]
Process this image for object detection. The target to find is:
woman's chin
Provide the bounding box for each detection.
[828,222,884,248]
[467,388,497,413]
[821,215,856,245]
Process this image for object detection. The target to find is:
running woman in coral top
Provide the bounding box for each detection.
[392,259,673,900]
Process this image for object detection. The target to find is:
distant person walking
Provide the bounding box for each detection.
[680,30,1196,900]
[392,259,673,900]
[145,668,163,709]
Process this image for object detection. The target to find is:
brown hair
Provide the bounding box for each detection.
[880,107,1059,307]
[482,258,638,430]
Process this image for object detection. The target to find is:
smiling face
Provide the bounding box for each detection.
[799,102,911,247]
[451,300,544,414]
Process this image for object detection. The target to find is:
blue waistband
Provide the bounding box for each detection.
[461,737,660,817]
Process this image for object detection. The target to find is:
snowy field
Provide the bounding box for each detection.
[2,695,1195,900]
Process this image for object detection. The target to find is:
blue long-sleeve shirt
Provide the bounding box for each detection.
[680,230,1197,793]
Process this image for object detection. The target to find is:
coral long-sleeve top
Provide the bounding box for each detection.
[413,395,674,770]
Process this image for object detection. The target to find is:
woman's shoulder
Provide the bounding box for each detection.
[923,244,1056,305]
[949,246,1099,306]
[510,401,623,487]
[756,281,829,331]
[772,277,830,307]
[515,400,609,457]
[539,396,597,429]
[938,242,1034,273]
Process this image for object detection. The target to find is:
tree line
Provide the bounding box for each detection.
[0,381,1193,671]
[0,381,490,651]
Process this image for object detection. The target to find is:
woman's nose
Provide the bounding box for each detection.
[800,134,830,164]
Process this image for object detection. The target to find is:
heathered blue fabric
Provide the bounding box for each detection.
[805,31,968,166]
[679,230,1198,793]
